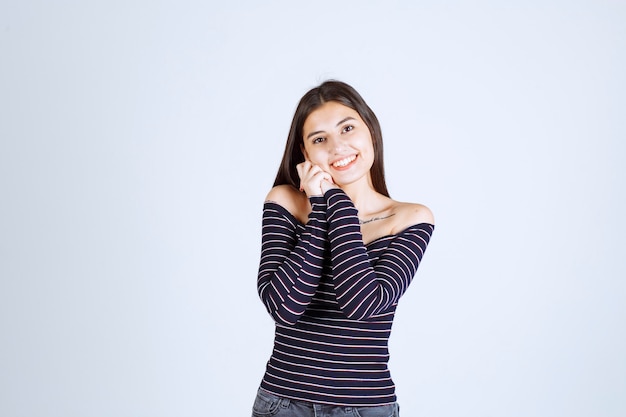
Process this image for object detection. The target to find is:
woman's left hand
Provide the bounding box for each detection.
[296,161,338,196]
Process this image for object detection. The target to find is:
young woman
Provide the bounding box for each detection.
[252,80,435,417]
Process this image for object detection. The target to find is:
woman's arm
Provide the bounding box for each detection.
[325,188,434,321]
[257,194,328,326]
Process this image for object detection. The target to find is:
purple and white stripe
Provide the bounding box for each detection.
[257,188,433,406]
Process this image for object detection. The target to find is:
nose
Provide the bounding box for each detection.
[327,135,346,153]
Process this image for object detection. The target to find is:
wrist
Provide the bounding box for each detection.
[303,185,323,197]
[320,182,338,195]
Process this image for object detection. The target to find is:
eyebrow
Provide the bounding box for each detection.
[306,116,356,140]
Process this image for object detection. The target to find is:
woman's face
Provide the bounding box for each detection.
[301,101,375,187]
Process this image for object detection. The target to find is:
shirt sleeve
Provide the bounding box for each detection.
[325,188,434,321]
[257,196,328,326]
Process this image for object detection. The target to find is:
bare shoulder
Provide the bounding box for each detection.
[265,185,310,224]
[391,201,435,234]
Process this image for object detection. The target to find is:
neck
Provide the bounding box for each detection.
[340,176,384,216]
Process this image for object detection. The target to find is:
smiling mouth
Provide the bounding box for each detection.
[332,155,357,168]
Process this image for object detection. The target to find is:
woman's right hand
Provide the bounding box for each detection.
[296,161,335,196]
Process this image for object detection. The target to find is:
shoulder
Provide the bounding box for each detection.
[390,201,435,234]
[265,185,310,224]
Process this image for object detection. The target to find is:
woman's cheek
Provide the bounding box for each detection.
[307,151,324,167]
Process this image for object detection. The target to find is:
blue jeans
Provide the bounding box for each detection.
[251,388,400,417]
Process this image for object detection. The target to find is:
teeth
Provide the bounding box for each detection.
[333,155,356,167]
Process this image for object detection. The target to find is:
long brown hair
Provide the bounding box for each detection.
[273,80,389,197]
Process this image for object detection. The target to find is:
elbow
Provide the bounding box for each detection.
[260,290,303,326]
[340,305,374,321]
[347,311,377,321]
[265,305,300,326]
[272,310,298,326]
[338,297,386,321]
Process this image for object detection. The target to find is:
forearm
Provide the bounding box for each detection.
[257,197,327,325]
[325,189,381,320]
[325,189,433,321]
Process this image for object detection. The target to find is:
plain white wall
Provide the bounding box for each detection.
[1,1,624,416]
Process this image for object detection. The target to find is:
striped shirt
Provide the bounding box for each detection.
[257,188,434,406]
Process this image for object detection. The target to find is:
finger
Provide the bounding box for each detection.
[308,165,322,177]
[301,165,321,182]
[296,161,310,179]
[309,169,331,185]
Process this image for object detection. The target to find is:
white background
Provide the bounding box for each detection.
[1,1,625,416]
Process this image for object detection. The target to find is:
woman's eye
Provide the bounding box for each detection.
[342,125,354,133]
[312,137,325,144]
